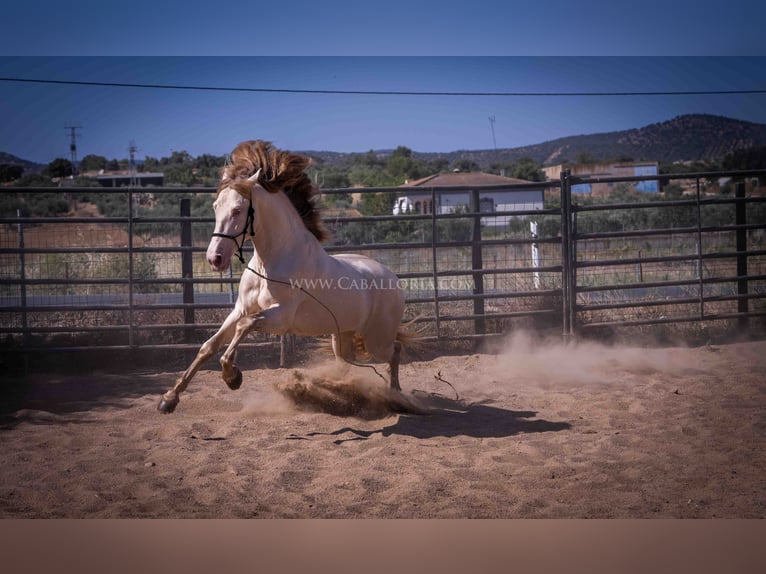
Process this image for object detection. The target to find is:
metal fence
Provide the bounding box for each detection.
[562,170,766,337]
[1,168,765,362]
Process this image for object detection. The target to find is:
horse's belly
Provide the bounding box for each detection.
[288,288,372,336]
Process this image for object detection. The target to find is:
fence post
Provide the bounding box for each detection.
[17,210,29,371]
[128,187,135,348]
[430,187,441,339]
[560,170,573,339]
[470,189,485,336]
[695,178,705,319]
[735,181,748,332]
[569,202,578,336]
[180,198,195,342]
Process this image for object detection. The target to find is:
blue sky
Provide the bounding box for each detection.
[1,2,765,164]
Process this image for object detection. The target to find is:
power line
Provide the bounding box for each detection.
[2,77,766,97]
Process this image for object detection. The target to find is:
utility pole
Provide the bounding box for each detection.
[128,140,138,188]
[488,116,497,151]
[65,124,81,176]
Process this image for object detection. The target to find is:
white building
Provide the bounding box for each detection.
[393,171,544,226]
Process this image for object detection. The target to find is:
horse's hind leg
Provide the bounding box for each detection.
[158,308,241,414]
[389,341,402,391]
[363,334,403,391]
[331,332,356,373]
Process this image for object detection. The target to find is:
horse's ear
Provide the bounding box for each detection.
[247,169,261,183]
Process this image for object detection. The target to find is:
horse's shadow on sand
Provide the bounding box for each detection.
[292,394,571,444]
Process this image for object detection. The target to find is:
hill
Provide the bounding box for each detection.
[0,152,44,172]
[302,114,766,168]
[3,114,766,174]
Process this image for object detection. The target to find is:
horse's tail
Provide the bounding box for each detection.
[394,316,428,358]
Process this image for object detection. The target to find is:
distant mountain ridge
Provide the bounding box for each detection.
[0,152,43,172]
[303,114,766,168]
[3,114,766,171]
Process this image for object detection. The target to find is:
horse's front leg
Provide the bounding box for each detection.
[219,305,290,388]
[157,308,242,414]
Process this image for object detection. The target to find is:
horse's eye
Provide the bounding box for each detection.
[232,208,241,216]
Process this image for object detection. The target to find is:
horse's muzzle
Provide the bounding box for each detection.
[208,252,225,271]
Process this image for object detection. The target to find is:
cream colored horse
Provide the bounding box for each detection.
[158,141,406,414]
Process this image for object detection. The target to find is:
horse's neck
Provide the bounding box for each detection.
[251,190,322,266]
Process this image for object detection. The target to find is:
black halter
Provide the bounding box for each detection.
[211,202,255,264]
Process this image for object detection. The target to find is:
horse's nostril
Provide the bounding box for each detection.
[209,253,223,268]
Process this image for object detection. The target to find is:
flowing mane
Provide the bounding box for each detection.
[219,140,327,242]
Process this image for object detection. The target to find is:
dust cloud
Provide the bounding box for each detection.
[243,332,697,419]
[490,331,693,386]
[243,363,425,419]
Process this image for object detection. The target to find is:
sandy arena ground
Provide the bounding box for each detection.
[1,336,764,518]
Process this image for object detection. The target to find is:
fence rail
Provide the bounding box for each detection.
[1,168,765,363]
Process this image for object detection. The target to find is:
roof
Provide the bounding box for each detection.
[403,171,530,187]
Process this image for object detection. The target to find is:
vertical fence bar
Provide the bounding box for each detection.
[430,187,441,339]
[128,187,135,348]
[735,181,748,331]
[180,198,195,342]
[695,178,705,319]
[569,202,578,336]
[470,188,485,336]
[16,209,29,355]
[560,170,572,338]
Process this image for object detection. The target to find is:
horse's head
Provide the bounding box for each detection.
[206,169,260,272]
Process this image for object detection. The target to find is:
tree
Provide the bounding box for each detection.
[452,159,479,172]
[14,173,55,187]
[576,151,597,164]
[165,150,193,165]
[721,145,766,170]
[44,158,74,178]
[164,164,194,186]
[426,158,449,173]
[387,146,426,183]
[510,157,544,181]
[0,164,24,183]
[193,154,225,169]
[359,192,397,215]
[79,154,108,172]
[143,156,161,171]
[311,166,350,189]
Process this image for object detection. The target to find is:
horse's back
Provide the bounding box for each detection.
[331,253,399,279]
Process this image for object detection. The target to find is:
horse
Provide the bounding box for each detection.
[158,140,409,414]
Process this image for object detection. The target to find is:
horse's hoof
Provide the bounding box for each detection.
[157,395,179,414]
[226,369,243,391]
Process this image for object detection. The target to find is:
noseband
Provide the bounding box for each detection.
[211,202,255,264]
